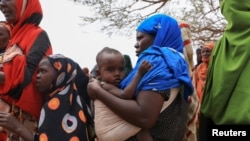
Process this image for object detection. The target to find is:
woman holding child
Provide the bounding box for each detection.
[87,13,193,140]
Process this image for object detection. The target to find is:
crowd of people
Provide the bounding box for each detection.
[0,0,249,141]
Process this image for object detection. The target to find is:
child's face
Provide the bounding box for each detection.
[98,53,126,87]
[36,58,57,95]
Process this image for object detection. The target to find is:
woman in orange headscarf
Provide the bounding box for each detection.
[193,42,214,103]
[192,42,214,134]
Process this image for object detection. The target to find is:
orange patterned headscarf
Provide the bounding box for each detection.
[194,42,214,102]
[201,42,214,63]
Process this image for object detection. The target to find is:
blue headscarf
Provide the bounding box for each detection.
[136,13,183,53]
[120,14,193,101]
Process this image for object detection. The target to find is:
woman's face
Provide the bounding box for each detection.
[201,47,212,59]
[0,25,10,50]
[0,0,17,24]
[36,58,57,95]
[134,31,155,56]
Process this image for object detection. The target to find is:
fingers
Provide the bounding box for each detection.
[0,112,10,117]
[141,60,152,70]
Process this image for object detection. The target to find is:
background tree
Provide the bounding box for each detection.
[72,0,227,47]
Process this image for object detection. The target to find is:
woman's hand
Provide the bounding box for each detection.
[0,112,34,141]
[0,112,22,133]
[87,78,102,100]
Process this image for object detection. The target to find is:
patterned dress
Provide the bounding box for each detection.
[36,54,93,141]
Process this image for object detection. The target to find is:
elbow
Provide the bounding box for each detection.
[137,116,157,129]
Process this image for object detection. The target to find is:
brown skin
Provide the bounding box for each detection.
[0,0,17,24]
[0,24,10,51]
[201,47,212,60]
[196,48,202,65]
[0,24,10,84]
[0,112,33,141]
[36,58,57,95]
[88,31,164,129]
[135,32,155,56]
[82,67,90,78]
[96,52,126,87]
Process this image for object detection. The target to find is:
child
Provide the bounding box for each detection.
[93,47,153,141]
[0,54,93,141]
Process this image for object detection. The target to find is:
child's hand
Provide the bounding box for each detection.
[138,60,151,76]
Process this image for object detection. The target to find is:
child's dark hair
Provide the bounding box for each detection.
[96,47,122,68]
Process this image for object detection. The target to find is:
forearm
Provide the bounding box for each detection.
[101,82,125,98]
[0,113,33,141]
[96,87,144,125]
[15,126,34,141]
[122,73,142,98]
[94,86,163,128]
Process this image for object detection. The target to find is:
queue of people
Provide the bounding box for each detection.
[0,0,249,141]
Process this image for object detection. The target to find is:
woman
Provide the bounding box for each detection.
[88,13,193,140]
[199,0,250,140]
[0,0,52,140]
[0,54,93,141]
[193,42,214,103]
[192,42,214,140]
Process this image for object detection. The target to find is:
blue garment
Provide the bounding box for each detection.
[136,13,183,53]
[120,14,193,101]
[120,46,193,101]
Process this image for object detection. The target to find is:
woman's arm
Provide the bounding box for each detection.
[0,112,33,141]
[88,79,163,129]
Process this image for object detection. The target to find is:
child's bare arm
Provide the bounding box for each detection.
[102,60,151,99]
[122,60,151,99]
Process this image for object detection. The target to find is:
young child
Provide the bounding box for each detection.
[0,54,93,141]
[93,47,153,141]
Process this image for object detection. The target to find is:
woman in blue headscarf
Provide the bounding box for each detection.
[88,13,193,140]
